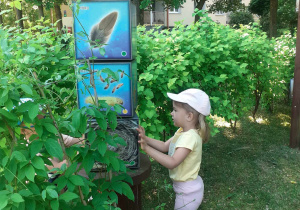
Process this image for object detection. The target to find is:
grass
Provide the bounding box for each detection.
[141,104,300,210]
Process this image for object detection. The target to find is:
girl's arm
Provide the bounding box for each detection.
[136,126,172,153]
[139,137,190,169]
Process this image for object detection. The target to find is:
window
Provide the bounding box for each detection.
[169,8,181,13]
[215,11,225,15]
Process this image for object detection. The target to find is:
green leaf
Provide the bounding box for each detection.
[59,192,79,202]
[42,190,46,200]
[30,140,43,158]
[167,78,177,89]
[113,104,123,114]
[96,118,107,130]
[25,164,35,182]
[2,156,8,167]
[13,1,22,10]
[98,141,107,156]
[107,112,117,130]
[144,88,154,99]
[11,151,26,162]
[65,163,78,178]
[69,175,84,186]
[31,156,45,170]
[46,188,58,199]
[111,181,122,194]
[0,195,8,209]
[25,199,36,210]
[109,191,118,203]
[19,189,33,197]
[109,156,120,171]
[79,115,87,134]
[114,136,127,146]
[44,138,63,161]
[87,130,96,143]
[20,84,33,95]
[99,48,105,56]
[27,183,40,195]
[34,124,43,137]
[50,200,59,210]
[82,152,94,174]
[72,111,81,130]
[28,103,39,120]
[121,182,134,201]
[10,193,24,203]
[145,109,155,119]
[54,176,68,192]
[0,109,18,121]
[43,123,57,134]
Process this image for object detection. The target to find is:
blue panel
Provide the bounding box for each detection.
[77,63,133,117]
[73,1,131,60]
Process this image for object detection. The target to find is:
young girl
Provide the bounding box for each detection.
[137,88,210,210]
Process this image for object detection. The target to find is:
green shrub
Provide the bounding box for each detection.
[229,10,254,29]
[0,20,133,209]
[136,9,294,139]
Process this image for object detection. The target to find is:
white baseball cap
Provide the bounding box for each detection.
[167,89,211,116]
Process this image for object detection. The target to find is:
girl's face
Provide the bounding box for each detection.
[171,101,189,128]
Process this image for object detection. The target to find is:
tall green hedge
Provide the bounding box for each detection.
[136,10,296,140]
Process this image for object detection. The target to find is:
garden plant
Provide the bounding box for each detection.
[136,9,296,139]
[0,10,134,210]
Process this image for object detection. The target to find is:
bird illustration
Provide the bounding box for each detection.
[90,11,118,47]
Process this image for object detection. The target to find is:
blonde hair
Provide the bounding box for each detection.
[174,101,210,143]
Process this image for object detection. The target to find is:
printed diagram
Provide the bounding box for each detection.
[77,63,132,117]
[90,11,118,47]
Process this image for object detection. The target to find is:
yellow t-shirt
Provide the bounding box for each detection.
[168,128,202,182]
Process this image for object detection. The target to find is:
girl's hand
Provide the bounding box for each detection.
[137,126,148,151]
[136,126,146,141]
[138,136,148,152]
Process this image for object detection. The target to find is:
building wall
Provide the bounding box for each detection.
[166,0,253,26]
[166,0,195,27]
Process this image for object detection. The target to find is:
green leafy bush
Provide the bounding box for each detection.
[0,21,133,209]
[136,9,294,139]
[228,10,254,29]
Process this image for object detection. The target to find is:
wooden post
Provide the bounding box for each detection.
[290,0,300,148]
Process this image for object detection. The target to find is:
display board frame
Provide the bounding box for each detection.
[76,62,134,117]
[73,0,136,60]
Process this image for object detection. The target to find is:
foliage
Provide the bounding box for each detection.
[229,10,254,29]
[249,0,298,36]
[207,0,246,13]
[136,10,294,139]
[0,0,64,29]
[0,18,133,209]
[248,0,269,16]
[140,0,186,10]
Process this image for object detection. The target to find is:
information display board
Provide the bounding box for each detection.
[73,0,132,60]
[76,62,133,117]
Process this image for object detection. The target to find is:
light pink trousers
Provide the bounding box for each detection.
[173,176,204,210]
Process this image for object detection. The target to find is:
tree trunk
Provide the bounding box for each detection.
[38,5,44,19]
[269,0,278,37]
[15,8,24,29]
[135,0,143,25]
[54,3,63,30]
[139,8,144,25]
[290,0,300,148]
[0,7,3,25]
[194,0,206,22]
